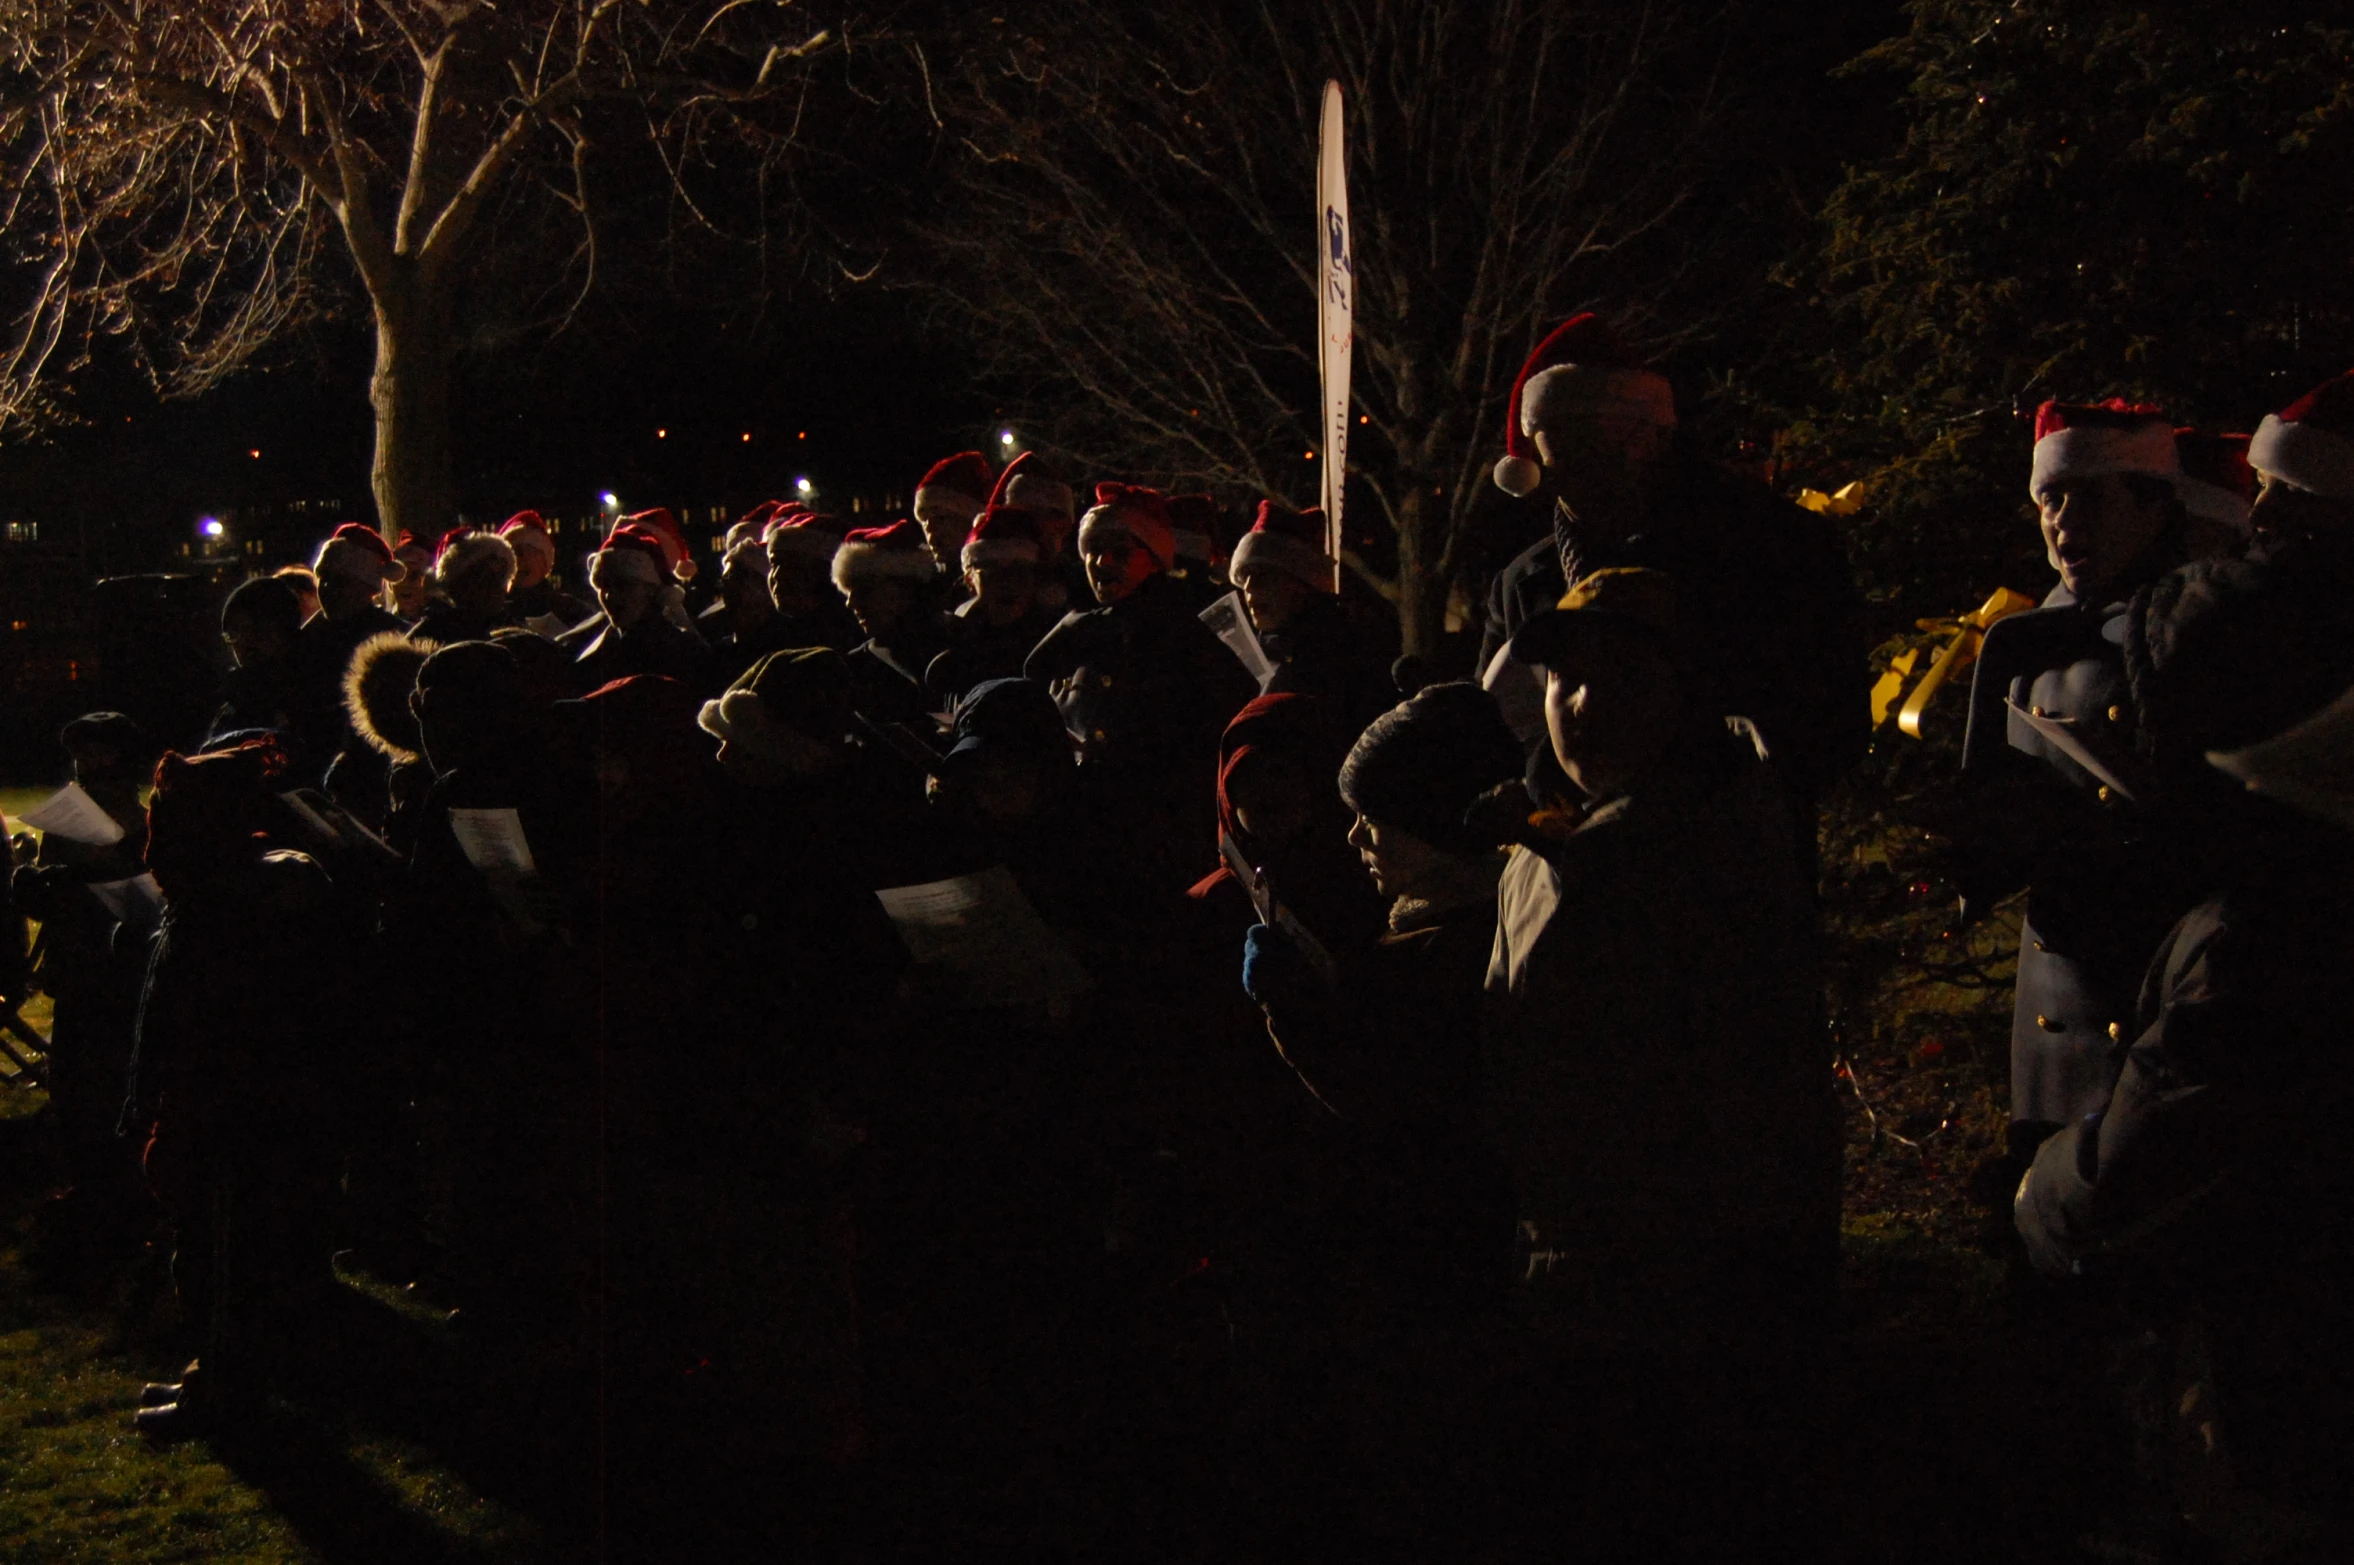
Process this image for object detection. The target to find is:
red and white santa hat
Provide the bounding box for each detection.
[962,504,1046,570]
[760,501,810,541]
[621,507,692,576]
[1492,313,1677,497]
[914,452,994,524]
[766,510,850,563]
[499,510,554,552]
[1230,501,1336,593]
[987,453,1076,549]
[2248,371,2354,499]
[314,522,408,585]
[832,518,939,591]
[2173,430,2256,531]
[1078,482,1177,572]
[436,529,515,583]
[2028,399,2181,504]
[591,522,673,586]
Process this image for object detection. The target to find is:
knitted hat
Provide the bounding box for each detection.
[345,631,437,763]
[962,504,1046,570]
[944,676,1070,767]
[1339,682,1525,853]
[832,518,939,591]
[2028,399,2180,504]
[314,523,408,585]
[593,522,672,586]
[699,646,856,749]
[1229,501,1336,592]
[766,511,850,564]
[1166,494,1228,568]
[915,452,994,524]
[1508,566,1678,666]
[435,530,516,586]
[2248,371,2354,499]
[1492,314,1676,497]
[1078,482,1177,572]
[2172,431,2256,531]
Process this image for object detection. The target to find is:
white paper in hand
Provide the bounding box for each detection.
[1481,643,1547,749]
[87,873,164,930]
[875,866,1091,1010]
[1200,592,1274,687]
[447,808,537,876]
[20,782,126,846]
[523,613,571,640]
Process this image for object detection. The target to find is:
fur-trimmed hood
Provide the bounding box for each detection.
[345,631,437,762]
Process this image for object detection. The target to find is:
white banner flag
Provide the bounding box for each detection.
[1316,79,1353,594]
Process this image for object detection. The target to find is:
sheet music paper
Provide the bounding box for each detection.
[1200,592,1275,687]
[20,781,126,846]
[447,808,538,875]
[1481,643,1547,748]
[874,866,1091,1010]
[86,873,164,930]
[2210,682,2354,832]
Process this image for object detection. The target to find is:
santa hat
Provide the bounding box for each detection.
[499,511,554,552]
[737,500,788,537]
[914,452,994,523]
[314,522,408,585]
[767,511,850,564]
[436,530,516,585]
[1492,314,1676,497]
[1166,494,1228,567]
[700,646,857,750]
[962,504,1045,570]
[1078,482,1177,572]
[620,507,695,576]
[393,531,433,569]
[2028,400,2181,503]
[1229,501,1336,593]
[2172,430,2256,531]
[592,522,672,586]
[832,518,939,591]
[2248,371,2354,499]
[760,501,810,541]
[988,452,1075,530]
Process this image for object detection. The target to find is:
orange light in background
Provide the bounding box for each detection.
[248,449,261,459]
[1304,450,1316,459]
[740,432,751,443]
[656,428,667,439]
[798,431,807,440]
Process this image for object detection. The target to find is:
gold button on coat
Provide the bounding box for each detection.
[2037,1014,2060,1032]
[2107,705,2123,723]
[2097,785,2114,804]
[2108,1022,2124,1041]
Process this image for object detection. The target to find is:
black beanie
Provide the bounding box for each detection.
[1338,682,1524,852]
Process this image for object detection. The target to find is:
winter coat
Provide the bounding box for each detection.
[1956,560,2307,1136]
[291,605,407,779]
[408,602,519,646]
[1482,719,1841,1347]
[1476,463,1867,812]
[2015,810,2354,1507]
[508,578,594,630]
[556,612,713,695]
[926,598,1063,706]
[204,656,305,748]
[844,624,949,727]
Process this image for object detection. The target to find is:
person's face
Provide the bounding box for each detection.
[767,549,827,616]
[392,553,434,613]
[914,500,977,572]
[1537,412,1671,523]
[1229,754,1312,850]
[279,577,321,620]
[721,565,776,621]
[1346,813,1448,901]
[1237,567,1313,635]
[2036,473,2175,601]
[1082,530,1157,605]
[2248,471,2354,552]
[510,538,554,589]
[968,561,1038,622]
[592,562,661,632]
[316,570,377,620]
[446,561,512,618]
[1542,625,1683,801]
[222,611,292,669]
[843,577,915,639]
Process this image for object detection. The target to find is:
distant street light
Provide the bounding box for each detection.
[600,491,619,509]
[794,476,813,494]
[199,517,224,538]
[999,430,1016,447]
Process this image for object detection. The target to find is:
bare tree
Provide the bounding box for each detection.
[913,0,1762,652]
[0,1,847,541]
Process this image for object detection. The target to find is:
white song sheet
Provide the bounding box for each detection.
[1200,592,1275,687]
[19,781,126,846]
[875,866,1092,1011]
[447,808,538,876]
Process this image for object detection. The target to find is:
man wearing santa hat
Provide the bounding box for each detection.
[925,502,1064,704]
[499,511,591,628]
[764,511,865,653]
[1951,399,2245,1179]
[1474,315,1866,854]
[556,522,713,693]
[830,518,952,725]
[1229,500,1394,732]
[291,523,413,777]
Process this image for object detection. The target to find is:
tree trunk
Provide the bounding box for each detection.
[1392,483,1450,659]
[368,271,458,547]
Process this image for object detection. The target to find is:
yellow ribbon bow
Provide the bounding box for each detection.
[1871,586,2039,738]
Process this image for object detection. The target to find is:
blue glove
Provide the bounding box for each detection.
[1241,922,1309,1011]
